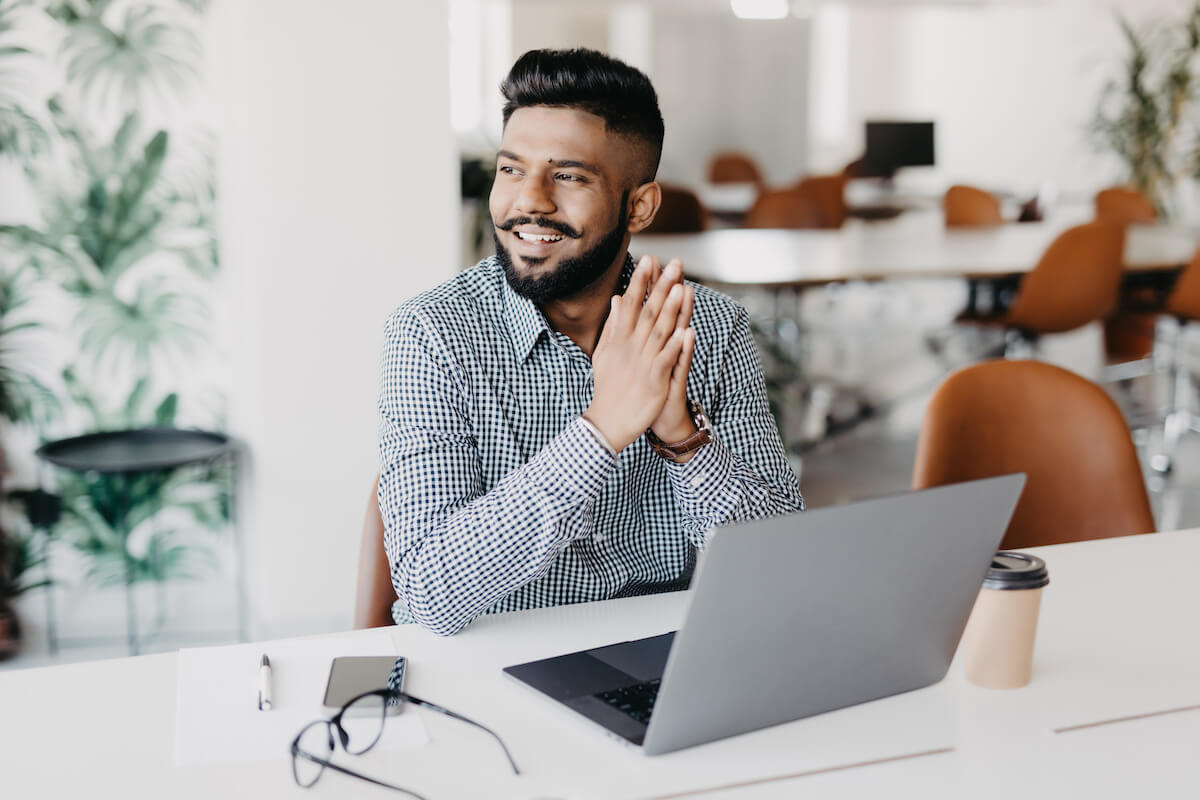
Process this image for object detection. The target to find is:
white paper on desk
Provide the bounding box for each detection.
[174,633,428,767]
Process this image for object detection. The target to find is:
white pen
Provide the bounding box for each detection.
[258,653,274,711]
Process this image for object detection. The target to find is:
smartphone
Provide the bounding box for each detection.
[321,656,407,716]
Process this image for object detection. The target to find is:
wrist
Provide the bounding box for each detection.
[650,400,695,443]
[582,407,636,452]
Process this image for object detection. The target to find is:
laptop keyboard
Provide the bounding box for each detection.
[594,678,661,725]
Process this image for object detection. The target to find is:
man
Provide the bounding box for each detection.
[378,48,802,636]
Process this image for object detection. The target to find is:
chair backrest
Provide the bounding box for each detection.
[644,184,707,234]
[912,360,1155,549]
[944,184,1004,227]
[354,475,397,629]
[743,175,846,230]
[1166,246,1200,321]
[1004,222,1125,334]
[707,152,763,185]
[1094,186,1157,224]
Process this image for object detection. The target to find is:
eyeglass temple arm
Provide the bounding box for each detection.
[302,752,432,800]
[401,692,522,775]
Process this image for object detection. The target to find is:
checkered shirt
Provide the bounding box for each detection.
[378,254,803,635]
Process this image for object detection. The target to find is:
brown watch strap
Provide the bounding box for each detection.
[646,402,713,462]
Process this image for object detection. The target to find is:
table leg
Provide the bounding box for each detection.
[228,447,250,642]
[117,474,140,656]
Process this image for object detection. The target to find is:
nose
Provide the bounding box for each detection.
[514,172,556,216]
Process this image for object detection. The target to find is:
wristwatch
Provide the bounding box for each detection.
[645,401,713,462]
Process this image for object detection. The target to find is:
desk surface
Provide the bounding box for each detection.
[632,218,1199,288]
[3,529,1198,799]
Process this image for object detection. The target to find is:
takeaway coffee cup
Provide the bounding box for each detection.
[959,552,1050,689]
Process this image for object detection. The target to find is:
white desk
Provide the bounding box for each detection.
[3,529,1199,798]
[632,220,1199,288]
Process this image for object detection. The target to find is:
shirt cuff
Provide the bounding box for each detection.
[525,417,617,504]
[664,432,735,508]
[577,415,617,457]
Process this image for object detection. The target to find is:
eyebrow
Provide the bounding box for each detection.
[497,150,603,176]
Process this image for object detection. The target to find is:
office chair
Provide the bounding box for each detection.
[1152,247,1200,473]
[913,360,1155,549]
[956,222,1126,357]
[643,184,707,234]
[943,185,1004,227]
[707,152,763,186]
[743,175,846,229]
[354,475,397,629]
[1092,186,1160,368]
[1095,186,1157,224]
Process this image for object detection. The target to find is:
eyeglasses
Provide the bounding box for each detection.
[290,687,521,797]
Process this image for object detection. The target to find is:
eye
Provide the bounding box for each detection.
[555,172,586,183]
[498,164,521,176]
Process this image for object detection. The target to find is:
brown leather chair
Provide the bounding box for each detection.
[913,360,1155,549]
[1094,186,1159,363]
[707,152,763,186]
[944,185,1004,227]
[1152,247,1200,472]
[354,476,397,629]
[958,222,1126,353]
[1095,186,1157,224]
[643,184,707,234]
[743,175,846,230]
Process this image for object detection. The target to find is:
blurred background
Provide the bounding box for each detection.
[1,0,1198,668]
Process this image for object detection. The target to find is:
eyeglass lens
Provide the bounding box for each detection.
[293,721,334,787]
[339,692,389,755]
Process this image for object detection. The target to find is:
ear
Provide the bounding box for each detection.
[625,182,662,234]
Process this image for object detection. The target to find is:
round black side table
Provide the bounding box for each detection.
[36,428,240,655]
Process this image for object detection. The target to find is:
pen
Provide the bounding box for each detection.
[258,653,273,711]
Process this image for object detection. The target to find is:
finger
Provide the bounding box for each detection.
[673,327,695,392]
[646,282,685,355]
[620,257,654,331]
[596,295,619,349]
[635,258,684,342]
[676,284,694,334]
[645,255,662,295]
[653,328,687,378]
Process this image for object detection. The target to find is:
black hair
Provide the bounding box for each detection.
[500,48,664,184]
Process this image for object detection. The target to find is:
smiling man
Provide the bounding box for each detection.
[378,48,802,636]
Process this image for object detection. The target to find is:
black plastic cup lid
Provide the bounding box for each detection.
[981,551,1049,591]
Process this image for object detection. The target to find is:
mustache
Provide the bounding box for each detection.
[496,216,582,239]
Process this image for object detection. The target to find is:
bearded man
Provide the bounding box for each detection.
[378,48,802,635]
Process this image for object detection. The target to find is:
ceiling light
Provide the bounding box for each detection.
[731,0,789,20]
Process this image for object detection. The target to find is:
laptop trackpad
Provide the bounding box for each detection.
[588,632,676,681]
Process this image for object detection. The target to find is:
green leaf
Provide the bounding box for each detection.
[154,393,178,426]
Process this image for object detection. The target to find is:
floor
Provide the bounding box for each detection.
[4,280,1199,672]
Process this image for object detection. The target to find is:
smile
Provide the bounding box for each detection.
[515,231,565,243]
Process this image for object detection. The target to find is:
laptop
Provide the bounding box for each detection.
[504,474,1025,755]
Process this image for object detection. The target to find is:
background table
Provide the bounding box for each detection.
[632,220,1199,289]
[36,428,241,655]
[1,529,1197,798]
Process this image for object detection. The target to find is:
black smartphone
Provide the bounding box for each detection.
[321,655,407,715]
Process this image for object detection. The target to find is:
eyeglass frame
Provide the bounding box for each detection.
[290,687,521,797]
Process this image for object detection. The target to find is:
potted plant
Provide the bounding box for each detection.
[0,523,49,660]
[1091,2,1200,216]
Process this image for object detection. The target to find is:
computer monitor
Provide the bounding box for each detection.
[862,121,935,178]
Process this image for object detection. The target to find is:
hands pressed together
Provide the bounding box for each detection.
[585,255,697,454]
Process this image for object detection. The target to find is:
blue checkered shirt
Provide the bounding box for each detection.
[378,254,803,635]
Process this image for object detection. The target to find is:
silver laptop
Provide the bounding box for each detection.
[504,474,1025,755]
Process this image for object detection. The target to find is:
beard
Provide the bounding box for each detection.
[495,192,630,304]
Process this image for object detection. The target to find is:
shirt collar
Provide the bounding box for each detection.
[499,253,638,364]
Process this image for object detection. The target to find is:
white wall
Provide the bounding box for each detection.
[210,0,458,635]
[653,13,811,188]
[460,2,811,188]
[809,0,1192,198]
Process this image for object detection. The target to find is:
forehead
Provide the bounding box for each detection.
[500,106,616,168]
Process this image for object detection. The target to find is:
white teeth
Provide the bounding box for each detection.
[516,231,564,243]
